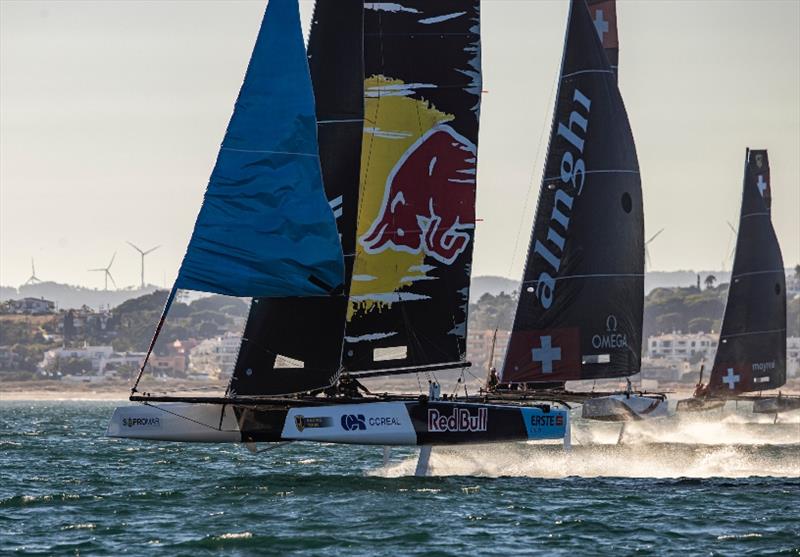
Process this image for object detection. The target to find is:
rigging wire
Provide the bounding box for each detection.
[505,67,560,279]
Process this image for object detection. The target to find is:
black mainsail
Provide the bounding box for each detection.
[707,149,786,395]
[342,2,482,374]
[501,0,643,385]
[228,0,364,396]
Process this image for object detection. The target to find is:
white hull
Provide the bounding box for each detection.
[107,403,241,442]
[752,396,800,414]
[581,394,668,421]
[107,400,571,446]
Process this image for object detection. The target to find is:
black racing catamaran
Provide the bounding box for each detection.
[493,0,667,421]
[677,150,796,415]
[108,0,570,473]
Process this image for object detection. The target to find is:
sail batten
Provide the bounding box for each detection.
[501,0,642,385]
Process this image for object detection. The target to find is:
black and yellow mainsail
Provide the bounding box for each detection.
[227,1,482,395]
[707,150,786,396]
[501,0,643,384]
[341,2,482,374]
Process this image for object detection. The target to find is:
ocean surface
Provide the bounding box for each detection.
[1,401,798,556]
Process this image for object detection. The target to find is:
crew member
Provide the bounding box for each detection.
[693,380,707,398]
[487,367,499,391]
[339,374,370,398]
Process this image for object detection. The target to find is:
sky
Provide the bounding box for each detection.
[1,0,798,289]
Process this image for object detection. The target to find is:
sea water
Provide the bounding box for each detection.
[1,401,798,555]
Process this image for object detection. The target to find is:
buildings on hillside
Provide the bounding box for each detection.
[2,297,56,315]
[647,332,718,362]
[787,271,800,300]
[466,329,510,374]
[38,345,145,377]
[188,333,241,380]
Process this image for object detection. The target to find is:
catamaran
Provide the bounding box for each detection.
[107,0,570,475]
[491,0,667,421]
[677,149,797,416]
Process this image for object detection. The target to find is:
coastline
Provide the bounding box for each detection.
[0,380,228,402]
[2,379,797,402]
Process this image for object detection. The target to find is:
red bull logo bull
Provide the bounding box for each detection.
[360,124,477,265]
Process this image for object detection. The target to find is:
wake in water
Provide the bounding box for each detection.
[371,410,800,479]
[373,442,800,479]
[573,410,800,446]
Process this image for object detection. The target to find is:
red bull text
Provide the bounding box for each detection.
[427,407,488,433]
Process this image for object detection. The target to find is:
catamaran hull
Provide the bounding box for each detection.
[752,396,800,414]
[107,401,569,446]
[580,395,668,421]
[675,398,726,413]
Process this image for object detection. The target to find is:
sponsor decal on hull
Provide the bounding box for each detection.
[520,407,569,439]
[427,407,487,433]
[282,402,417,445]
[121,416,161,429]
[295,415,333,432]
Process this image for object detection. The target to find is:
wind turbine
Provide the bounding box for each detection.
[644,228,665,271]
[127,241,160,289]
[723,221,737,270]
[89,252,117,291]
[24,258,42,285]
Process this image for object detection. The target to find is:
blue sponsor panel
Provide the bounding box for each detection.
[520,407,568,440]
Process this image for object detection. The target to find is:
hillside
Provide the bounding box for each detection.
[469,284,800,339]
[0,282,161,311]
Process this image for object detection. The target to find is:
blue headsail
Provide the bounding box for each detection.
[174,0,344,298]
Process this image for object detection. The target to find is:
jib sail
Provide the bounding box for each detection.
[229,0,364,396]
[707,149,786,395]
[342,1,482,373]
[501,0,643,384]
[174,0,343,299]
[132,0,347,395]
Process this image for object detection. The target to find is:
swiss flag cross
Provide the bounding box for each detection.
[588,0,619,50]
[502,328,582,383]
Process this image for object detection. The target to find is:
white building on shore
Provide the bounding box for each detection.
[38,345,144,376]
[647,332,718,362]
[188,332,241,380]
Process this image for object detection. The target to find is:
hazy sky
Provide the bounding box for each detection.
[1,0,798,289]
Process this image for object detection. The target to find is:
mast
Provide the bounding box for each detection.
[501,0,642,385]
[707,149,786,396]
[228,0,365,397]
[341,1,483,375]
